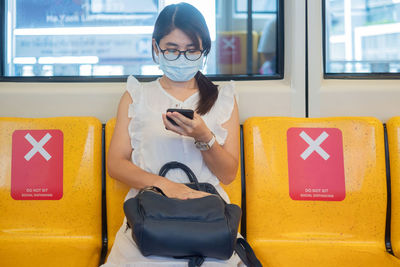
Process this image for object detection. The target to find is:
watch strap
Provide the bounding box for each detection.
[207,134,216,148]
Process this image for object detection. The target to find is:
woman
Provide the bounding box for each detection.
[103,3,241,266]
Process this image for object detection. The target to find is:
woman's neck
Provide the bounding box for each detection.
[160,76,198,90]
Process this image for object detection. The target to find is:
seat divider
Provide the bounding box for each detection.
[384,123,394,255]
[240,125,247,238]
[100,124,108,265]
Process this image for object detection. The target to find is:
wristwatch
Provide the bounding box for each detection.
[195,132,216,151]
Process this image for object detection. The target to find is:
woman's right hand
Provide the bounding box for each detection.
[154,178,210,200]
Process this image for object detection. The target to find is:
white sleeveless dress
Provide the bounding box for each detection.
[102,76,243,267]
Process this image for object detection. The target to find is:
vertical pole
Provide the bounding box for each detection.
[247,0,253,75]
[0,0,5,76]
[305,0,309,117]
[324,0,330,73]
[344,0,353,71]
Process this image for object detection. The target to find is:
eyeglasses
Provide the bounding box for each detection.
[156,43,204,61]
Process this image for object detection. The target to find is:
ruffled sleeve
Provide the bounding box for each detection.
[125,75,144,159]
[126,75,142,119]
[213,81,238,145]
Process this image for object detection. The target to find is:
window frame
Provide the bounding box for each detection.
[322,0,400,80]
[0,0,4,79]
[0,0,284,82]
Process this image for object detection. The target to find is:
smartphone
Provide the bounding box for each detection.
[166,108,194,126]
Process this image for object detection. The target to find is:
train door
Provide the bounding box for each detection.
[308,0,400,121]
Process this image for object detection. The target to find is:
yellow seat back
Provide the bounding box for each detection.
[387,116,400,257]
[0,117,102,267]
[243,117,387,264]
[105,118,242,256]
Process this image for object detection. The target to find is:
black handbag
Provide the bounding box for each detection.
[123,161,262,267]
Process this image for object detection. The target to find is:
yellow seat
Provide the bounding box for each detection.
[243,117,400,267]
[387,116,400,258]
[0,117,102,267]
[105,118,242,257]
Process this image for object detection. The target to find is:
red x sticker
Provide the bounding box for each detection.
[287,127,346,201]
[11,130,63,200]
[218,36,241,64]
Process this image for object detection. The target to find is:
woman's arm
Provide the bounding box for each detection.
[107,92,209,199]
[199,100,239,185]
[107,92,161,189]
[162,98,240,185]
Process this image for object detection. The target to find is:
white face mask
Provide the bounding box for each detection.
[157,46,204,82]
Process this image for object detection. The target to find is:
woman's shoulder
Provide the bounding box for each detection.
[125,75,140,98]
[216,80,237,109]
[126,75,160,87]
[217,80,236,97]
[206,80,237,123]
[204,81,237,145]
[125,75,160,99]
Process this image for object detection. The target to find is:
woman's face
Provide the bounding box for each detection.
[154,28,203,55]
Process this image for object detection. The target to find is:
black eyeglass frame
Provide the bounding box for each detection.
[156,43,204,61]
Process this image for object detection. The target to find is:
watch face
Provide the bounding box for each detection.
[195,141,209,151]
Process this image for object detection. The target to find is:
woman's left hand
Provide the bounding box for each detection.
[162,111,213,142]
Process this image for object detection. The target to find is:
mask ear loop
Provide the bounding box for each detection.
[203,55,208,68]
[200,54,208,73]
[153,42,161,64]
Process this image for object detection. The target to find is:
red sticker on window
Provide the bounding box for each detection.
[11,130,63,200]
[287,127,345,201]
[218,36,241,64]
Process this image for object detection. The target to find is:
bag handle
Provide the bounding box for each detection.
[158,161,200,190]
[235,238,263,267]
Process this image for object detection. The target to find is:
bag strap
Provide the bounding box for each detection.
[174,255,205,267]
[235,238,263,267]
[159,161,200,190]
[188,256,205,267]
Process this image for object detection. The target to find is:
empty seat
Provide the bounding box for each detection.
[243,117,400,267]
[387,116,400,258]
[0,117,102,267]
[105,117,243,257]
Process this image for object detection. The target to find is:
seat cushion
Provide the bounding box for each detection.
[252,241,400,267]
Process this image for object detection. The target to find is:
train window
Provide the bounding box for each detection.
[235,0,277,14]
[324,0,400,78]
[1,0,283,80]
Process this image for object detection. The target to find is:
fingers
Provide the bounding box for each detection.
[187,189,210,199]
[162,113,184,135]
[157,179,211,200]
[180,189,210,200]
[166,112,193,129]
[163,112,194,136]
[171,112,194,125]
[170,185,211,200]
[163,111,210,141]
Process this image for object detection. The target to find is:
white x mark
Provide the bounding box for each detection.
[222,37,235,49]
[24,133,52,161]
[300,131,330,160]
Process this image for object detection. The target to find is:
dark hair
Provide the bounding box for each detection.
[152,3,218,115]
